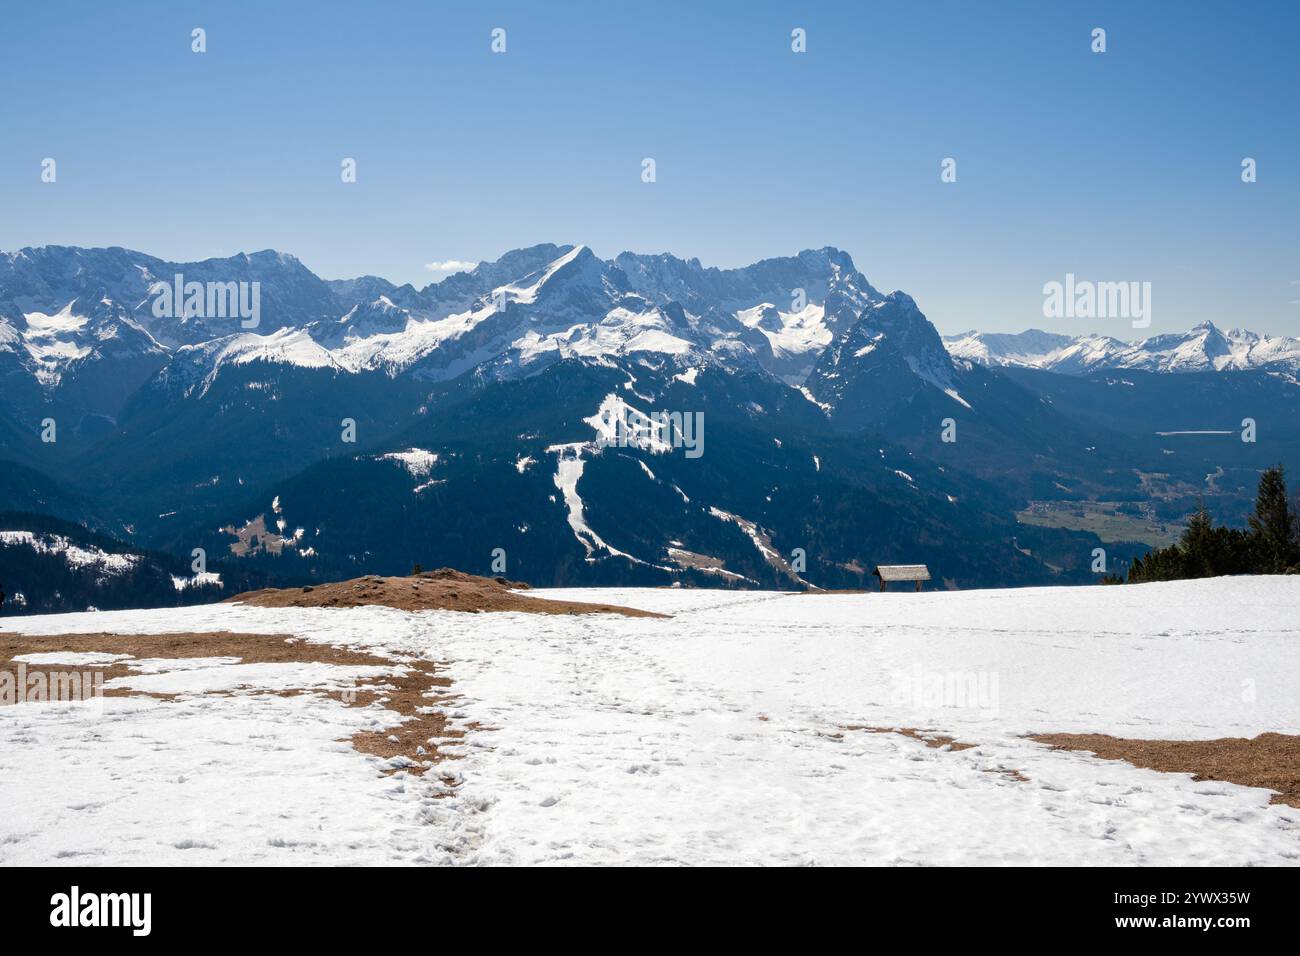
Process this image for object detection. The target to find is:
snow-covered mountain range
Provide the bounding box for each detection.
[944,323,1300,376]
[0,243,882,404]
[4,244,1290,419]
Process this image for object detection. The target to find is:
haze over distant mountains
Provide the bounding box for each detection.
[945,325,1300,376]
[2,242,1298,609]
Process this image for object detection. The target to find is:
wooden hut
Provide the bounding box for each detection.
[872,564,931,592]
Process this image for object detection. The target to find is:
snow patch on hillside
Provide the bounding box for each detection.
[171,572,223,592]
[21,303,95,385]
[583,393,674,454]
[0,531,140,574]
[546,443,635,562]
[379,448,439,478]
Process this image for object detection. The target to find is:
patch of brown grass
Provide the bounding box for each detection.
[984,767,1030,783]
[0,630,454,775]
[846,725,977,751]
[1,631,389,700]
[839,724,1028,782]
[225,567,668,618]
[1028,732,1300,808]
[345,659,458,776]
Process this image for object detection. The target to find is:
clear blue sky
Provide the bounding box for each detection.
[1,0,1296,337]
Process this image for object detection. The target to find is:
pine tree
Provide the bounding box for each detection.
[1126,499,1255,583]
[1247,466,1298,574]
[1181,499,1216,578]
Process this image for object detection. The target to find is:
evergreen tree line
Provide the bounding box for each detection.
[1127,465,1300,582]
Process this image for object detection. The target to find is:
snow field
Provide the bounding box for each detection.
[2,578,1298,865]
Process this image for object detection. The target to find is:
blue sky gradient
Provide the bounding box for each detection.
[1,0,1296,336]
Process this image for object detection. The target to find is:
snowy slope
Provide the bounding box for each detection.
[2,577,1298,865]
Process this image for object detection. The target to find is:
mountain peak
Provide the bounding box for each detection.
[800,246,857,273]
[805,288,962,417]
[235,249,302,266]
[881,290,918,310]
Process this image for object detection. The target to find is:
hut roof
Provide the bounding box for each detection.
[873,564,931,582]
